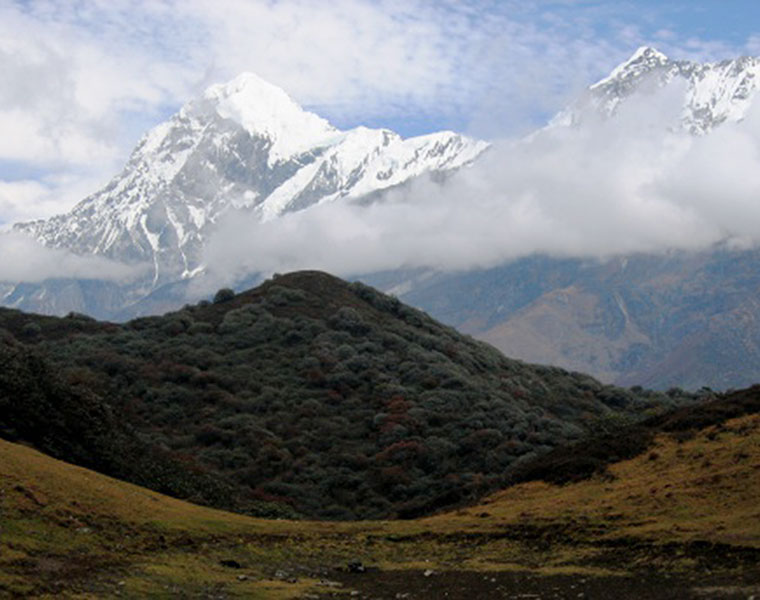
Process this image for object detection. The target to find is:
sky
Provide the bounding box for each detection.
[3,0,760,230]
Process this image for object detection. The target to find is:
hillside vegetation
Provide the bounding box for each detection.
[2,387,759,599]
[0,332,292,518]
[0,271,696,519]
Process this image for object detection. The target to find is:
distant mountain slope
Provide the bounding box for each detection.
[391,247,760,390]
[0,271,695,520]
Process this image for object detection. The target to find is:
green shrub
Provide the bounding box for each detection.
[213,288,236,304]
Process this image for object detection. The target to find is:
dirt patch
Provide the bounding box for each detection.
[321,569,760,600]
[587,539,760,573]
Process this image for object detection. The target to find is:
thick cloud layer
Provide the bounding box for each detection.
[199,82,760,290]
[0,233,145,283]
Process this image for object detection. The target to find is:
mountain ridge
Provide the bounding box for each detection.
[385,246,760,390]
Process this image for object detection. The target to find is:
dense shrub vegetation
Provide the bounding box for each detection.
[0,334,293,517]
[0,271,697,519]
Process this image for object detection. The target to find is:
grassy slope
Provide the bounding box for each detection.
[3,408,760,598]
[0,437,337,599]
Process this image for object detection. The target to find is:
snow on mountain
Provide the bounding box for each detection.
[553,46,760,134]
[206,72,339,166]
[14,73,487,287]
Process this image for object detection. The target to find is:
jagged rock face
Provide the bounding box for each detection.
[14,73,487,288]
[553,46,760,134]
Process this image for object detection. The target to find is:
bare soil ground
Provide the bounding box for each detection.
[323,569,760,600]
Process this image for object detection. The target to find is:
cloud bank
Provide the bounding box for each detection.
[0,233,145,283]
[199,82,760,289]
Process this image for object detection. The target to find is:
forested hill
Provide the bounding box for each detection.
[0,271,696,519]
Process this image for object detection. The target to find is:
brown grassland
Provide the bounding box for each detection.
[2,413,760,598]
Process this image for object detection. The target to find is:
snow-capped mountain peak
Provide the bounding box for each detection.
[201,72,339,165]
[556,46,760,134]
[590,46,669,90]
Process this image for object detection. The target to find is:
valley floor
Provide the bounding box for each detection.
[3,412,760,598]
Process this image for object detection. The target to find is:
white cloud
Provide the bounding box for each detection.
[0,171,113,226]
[0,2,201,223]
[198,80,760,289]
[0,180,59,227]
[0,232,146,283]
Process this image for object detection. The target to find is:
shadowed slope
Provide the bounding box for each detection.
[0,271,695,519]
